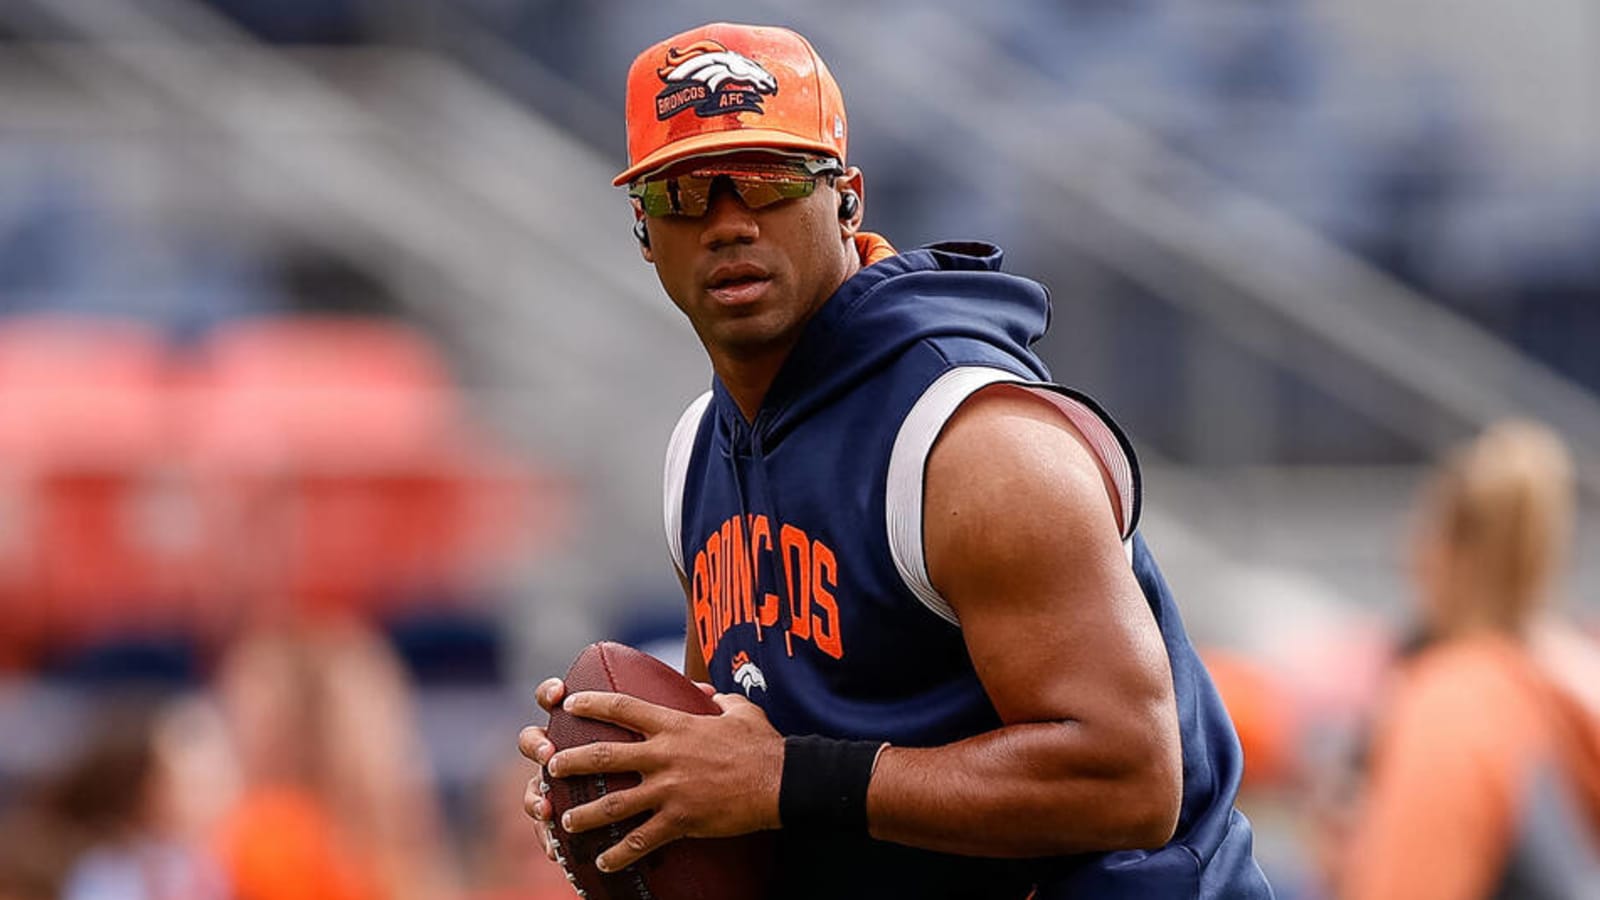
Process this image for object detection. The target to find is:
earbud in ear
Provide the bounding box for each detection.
[633,219,651,248]
[838,191,860,221]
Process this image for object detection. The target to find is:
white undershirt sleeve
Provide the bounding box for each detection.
[885,367,1139,627]
[663,391,714,577]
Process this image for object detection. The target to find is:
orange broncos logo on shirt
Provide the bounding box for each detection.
[690,514,842,663]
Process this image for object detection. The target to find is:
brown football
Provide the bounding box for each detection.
[543,641,774,900]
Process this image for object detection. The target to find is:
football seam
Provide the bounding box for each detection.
[593,645,633,899]
[555,645,624,900]
[598,641,621,691]
[597,644,656,900]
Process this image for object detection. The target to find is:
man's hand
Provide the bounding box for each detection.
[538,688,783,873]
[519,677,568,862]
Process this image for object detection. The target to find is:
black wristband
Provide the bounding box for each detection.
[779,735,885,833]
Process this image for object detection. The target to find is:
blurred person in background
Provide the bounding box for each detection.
[1341,421,1600,899]
[521,20,1269,900]
[460,756,579,900]
[0,808,77,900]
[0,696,230,900]
[214,623,456,900]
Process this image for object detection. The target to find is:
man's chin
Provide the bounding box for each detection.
[706,317,798,360]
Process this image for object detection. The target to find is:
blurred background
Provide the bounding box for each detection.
[0,0,1594,897]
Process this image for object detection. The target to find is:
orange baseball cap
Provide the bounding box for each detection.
[614,22,848,186]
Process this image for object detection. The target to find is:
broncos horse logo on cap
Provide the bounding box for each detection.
[655,40,779,121]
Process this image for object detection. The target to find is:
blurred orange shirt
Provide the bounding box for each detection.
[215,786,380,900]
[1343,634,1600,900]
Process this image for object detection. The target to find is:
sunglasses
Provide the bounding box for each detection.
[628,157,844,217]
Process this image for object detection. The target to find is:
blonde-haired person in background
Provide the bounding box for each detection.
[214,623,456,900]
[1344,421,1600,899]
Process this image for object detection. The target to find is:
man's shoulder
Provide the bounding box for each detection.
[662,389,714,574]
[930,386,1110,492]
[667,391,714,445]
[923,377,1136,538]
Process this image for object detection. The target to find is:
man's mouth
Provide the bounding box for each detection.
[706,264,772,305]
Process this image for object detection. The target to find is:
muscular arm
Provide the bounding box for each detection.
[865,385,1181,856]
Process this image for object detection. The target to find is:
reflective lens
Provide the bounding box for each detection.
[629,157,843,217]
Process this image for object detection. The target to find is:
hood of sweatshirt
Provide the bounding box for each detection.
[708,238,1052,450]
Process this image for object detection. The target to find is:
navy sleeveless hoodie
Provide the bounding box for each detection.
[664,241,1272,899]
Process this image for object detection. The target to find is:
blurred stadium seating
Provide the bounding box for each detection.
[0,317,178,668]
[183,316,538,622]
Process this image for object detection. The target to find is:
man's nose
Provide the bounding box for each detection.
[700,177,758,248]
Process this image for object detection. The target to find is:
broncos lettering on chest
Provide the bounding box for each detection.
[688,513,843,664]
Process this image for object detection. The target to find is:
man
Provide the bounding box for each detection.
[520,22,1271,899]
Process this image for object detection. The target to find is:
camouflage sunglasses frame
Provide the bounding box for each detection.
[628,156,844,217]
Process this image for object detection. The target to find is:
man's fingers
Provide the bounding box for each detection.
[710,691,751,714]
[560,784,655,835]
[562,690,679,735]
[523,776,552,821]
[595,813,679,874]
[517,725,554,764]
[535,678,567,712]
[547,739,648,779]
[523,775,560,861]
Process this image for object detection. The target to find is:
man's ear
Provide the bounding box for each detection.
[631,200,654,263]
[836,166,865,237]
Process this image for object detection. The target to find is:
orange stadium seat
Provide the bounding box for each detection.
[182,316,541,626]
[0,316,193,666]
